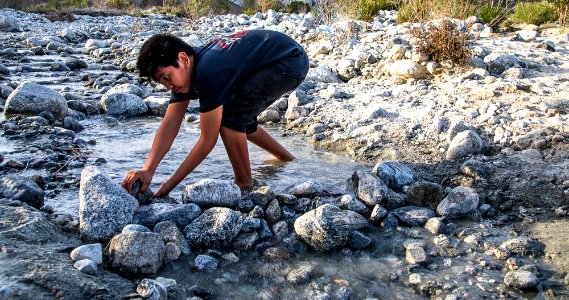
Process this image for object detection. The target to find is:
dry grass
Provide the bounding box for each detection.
[410,18,472,66]
[397,0,477,23]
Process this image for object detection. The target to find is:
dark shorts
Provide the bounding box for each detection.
[221,50,309,134]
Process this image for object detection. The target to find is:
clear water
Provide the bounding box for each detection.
[74,115,366,209]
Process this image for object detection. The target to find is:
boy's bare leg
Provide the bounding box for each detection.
[247,126,295,161]
[220,126,253,190]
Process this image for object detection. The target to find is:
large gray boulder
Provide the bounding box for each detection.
[406,181,445,210]
[446,130,483,160]
[4,82,68,118]
[436,186,479,218]
[182,179,241,207]
[0,175,44,209]
[106,84,144,97]
[79,166,139,241]
[134,202,201,229]
[294,204,363,251]
[101,93,148,117]
[372,161,414,192]
[184,207,243,248]
[108,231,165,275]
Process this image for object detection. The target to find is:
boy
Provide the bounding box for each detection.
[122,29,309,197]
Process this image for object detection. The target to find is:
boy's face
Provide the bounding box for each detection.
[153,52,192,94]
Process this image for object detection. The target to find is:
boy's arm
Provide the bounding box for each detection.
[153,105,223,197]
[122,100,189,193]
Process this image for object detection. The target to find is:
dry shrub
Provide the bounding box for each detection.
[549,0,569,26]
[46,11,77,21]
[397,0,477,23]
[255,0,281,13]
[410,18,471,66]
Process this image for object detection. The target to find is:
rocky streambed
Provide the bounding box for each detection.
[1,7,569,300]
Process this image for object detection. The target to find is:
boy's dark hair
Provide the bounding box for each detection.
[137,33,195,82]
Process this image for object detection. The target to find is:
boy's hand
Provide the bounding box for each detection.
[152,179,177,199]
[122,169,153,194]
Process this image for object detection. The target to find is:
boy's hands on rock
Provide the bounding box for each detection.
[122,169,153,195]
[152,178,177,199]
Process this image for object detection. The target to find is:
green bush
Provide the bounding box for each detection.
[340,0,398,21]
[511,1,557,25]
[548,0,569,26]
[479,1,507,28]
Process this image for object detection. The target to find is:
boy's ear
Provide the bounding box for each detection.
[178,52,190,67]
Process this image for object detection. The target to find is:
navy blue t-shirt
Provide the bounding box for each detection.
[169,29,306,112]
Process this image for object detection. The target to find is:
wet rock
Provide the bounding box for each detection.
[272,220,289,241]
[436,186,479,218]
[0,63,9,75]
[100,93,147,117]
[144,96,169,117]
[122,224,150,233]
[164,242,182,262]
[184,207,243,248]
[499,238,545,257]
[372,161,414,192]
[287,265,313,284]
[370,204,388,224]
[405,244,427,265]
[242,217,261,232]
[4,82,68,118]
[294,204,355,251]
[265,199,282,224]
[383,189,408,210]
[382,213,399,228]
[348,231,372,249]
[391,206,435,226]
[182,179,240,207]
[63,116,84,132]
[257,219,273,240]
[424,217,445,235]
[349,171,389,206]
[109,231,165,275]
[194,254,218,272]
[406,181,445,210]
[232,232,258,250]
[106,84,144,97]
[70,243,102,264]
[289,180,323,198]
[246,186,275,207]
[65,58,88,70]
[137,278,167,300]
[504,271,539,290]
[153,221,190,255]
[0,174,44,209]
[134,203,201,229]
[339,194,370,216]
[263,246,290,261]
[130,180,153,205]
[446,130,483,159]
[79,166,138,241]
[74,259,98,275]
